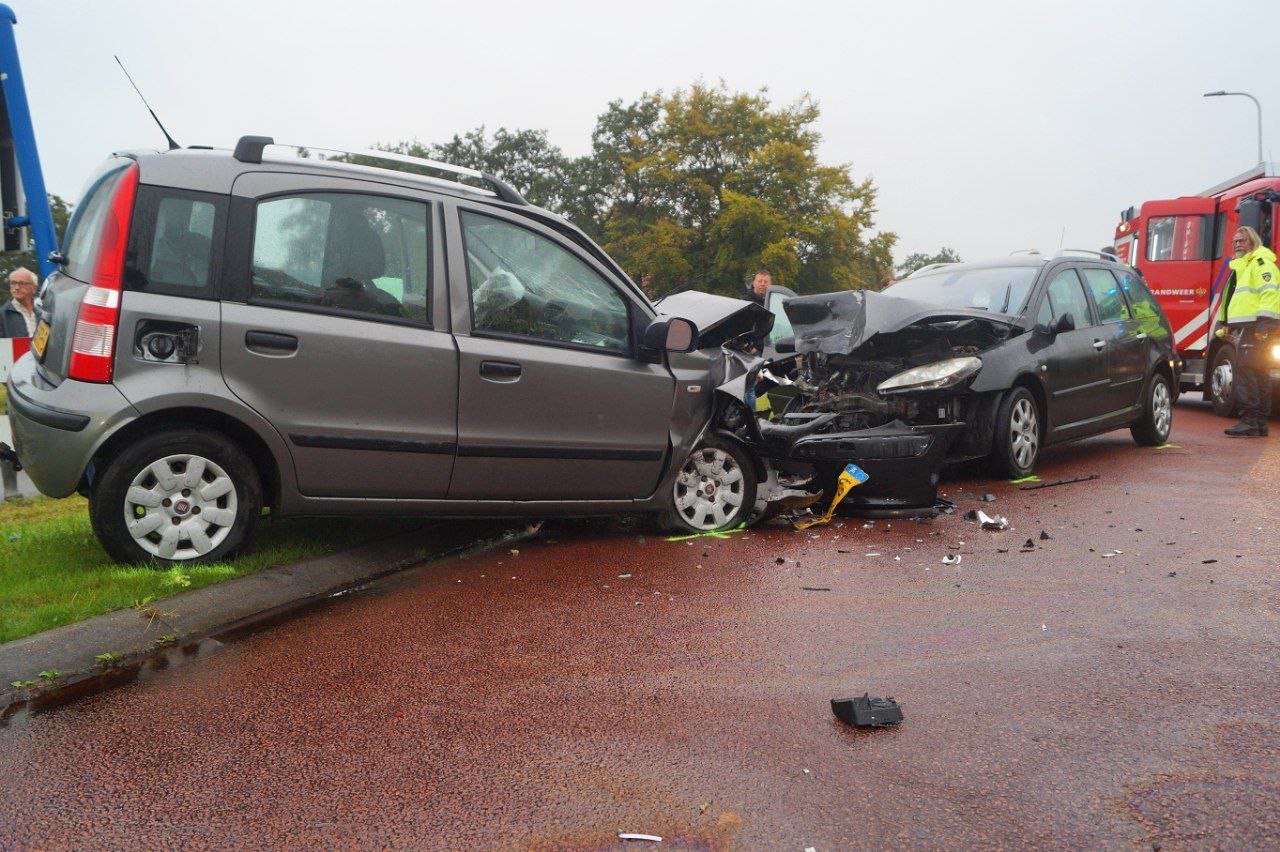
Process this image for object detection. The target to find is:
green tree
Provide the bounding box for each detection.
[377,82,895,298]
[0,194,72,302]
[897,246,962,277]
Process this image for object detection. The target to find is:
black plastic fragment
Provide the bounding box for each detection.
[831,693,903,727]
[1039,530,1052,541]
[981,494,996,502]
[963,509,979,521]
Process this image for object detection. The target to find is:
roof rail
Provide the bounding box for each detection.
[230,135,529,205]
[1054,248,1120,262]
[1008,249,1042,256]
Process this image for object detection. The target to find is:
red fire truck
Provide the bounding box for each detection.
[1114,162,1280,415]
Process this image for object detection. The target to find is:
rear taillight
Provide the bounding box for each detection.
[68,162,138,383]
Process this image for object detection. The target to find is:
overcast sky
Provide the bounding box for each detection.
[13,0,1280,265]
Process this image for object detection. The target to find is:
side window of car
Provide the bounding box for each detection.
[766,291,793,343]
[460,210,630,353]
[1081,268,1131,323]
[125,187,227,298]
[251,192,430,325]
[1116,270,1170,341]
[1040,268,1092,327]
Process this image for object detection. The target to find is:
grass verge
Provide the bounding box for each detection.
[0,494,419,644]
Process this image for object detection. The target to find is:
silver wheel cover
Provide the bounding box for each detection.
[1009,396,1039,471]
[1211,360,1233,403]
[1152,378,1172,439]
[673,447,745,531]
[124,453,239,560]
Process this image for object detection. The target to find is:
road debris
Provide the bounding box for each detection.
[1018,474,1099,491]
[1102,550,1124,558]
[1039,530,1052,541]
[618,833,663,843]
[1202,559,1218,564]
[802,586,832,592]
[794,463,869,530]
[831,693,903,727]
[941,555,962,565]
[964,509,1009,531]
[981,493,997,502]
[618,573,632,579]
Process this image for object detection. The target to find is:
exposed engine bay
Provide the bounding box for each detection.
[658,288,1019,518]
[785,312,1011,433]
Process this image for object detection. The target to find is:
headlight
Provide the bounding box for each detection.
[877,356,983,394]
[1272,343,1280,361]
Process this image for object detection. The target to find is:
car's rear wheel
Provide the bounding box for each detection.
[660,437,757,533]
[90,428,262,565]
[1209,345,1237,417]
[988,387,1041,479]
[1131,371,1174,446]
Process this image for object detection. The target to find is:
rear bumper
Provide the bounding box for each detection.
[5,354,137,498]
[787,422,965,515]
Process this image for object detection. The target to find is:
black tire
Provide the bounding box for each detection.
[1208,345,1237,418]
[1131,371,1174,446]
[89,427,262,566]
[659,436,758,534]
[988,386,1041,479]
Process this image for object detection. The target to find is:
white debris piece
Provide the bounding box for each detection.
[619,833,663,843]
[941,554,962,565]
[976,510,1009,531]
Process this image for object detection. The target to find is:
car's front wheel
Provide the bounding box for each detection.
[89,428,262,565]
[1209,345,1237,417]
[660,437,757,533]
[988,387,1041,479]
[1131,371,1174,446]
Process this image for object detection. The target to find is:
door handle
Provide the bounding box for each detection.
[1093,339,1106,351]
[245,330,298,352]
[480,360,522,382]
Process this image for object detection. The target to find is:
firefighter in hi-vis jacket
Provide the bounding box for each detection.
[1217,226,1280,437]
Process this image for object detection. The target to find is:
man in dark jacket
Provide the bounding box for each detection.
[1,267,37,338]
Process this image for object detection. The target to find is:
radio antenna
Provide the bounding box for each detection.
[114,55,180,150]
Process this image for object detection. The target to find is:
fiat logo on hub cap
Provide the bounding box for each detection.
[174,499,191,515]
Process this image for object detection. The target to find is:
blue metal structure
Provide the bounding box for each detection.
[0,4,57,280]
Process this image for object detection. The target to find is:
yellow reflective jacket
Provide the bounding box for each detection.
[1222,245,1280,324]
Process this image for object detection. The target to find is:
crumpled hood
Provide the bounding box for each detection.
[782,289,1015,356]
[656,290,774,350]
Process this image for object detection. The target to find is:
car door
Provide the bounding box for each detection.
[444,201,674,501]
[219,172,458,499]
[1081,266,1146,413]
[1032,267,1112,435]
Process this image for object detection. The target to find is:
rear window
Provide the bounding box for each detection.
[60,159,132,282]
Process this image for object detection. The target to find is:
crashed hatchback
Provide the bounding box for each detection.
[741,255,1180,514]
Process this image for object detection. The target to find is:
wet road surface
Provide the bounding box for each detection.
[2,402,1278,849]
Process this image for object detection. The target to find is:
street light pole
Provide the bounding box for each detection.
[1203,90,1264,165]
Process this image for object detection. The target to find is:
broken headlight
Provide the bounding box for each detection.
[876,356,982,395]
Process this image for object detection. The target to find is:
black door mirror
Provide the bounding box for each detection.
[1052,312,1076,335]
[773,335,796,354]
[638,317,699,363]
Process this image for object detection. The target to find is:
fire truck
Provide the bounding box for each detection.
[1114,162,1280,416]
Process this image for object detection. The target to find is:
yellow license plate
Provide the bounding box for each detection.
[31,319,50,358]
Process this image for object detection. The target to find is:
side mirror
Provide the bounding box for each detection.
[773,335,796,354]
[1053,312,1076,335]
[638,317,698,363]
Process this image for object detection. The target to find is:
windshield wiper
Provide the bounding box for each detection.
[998,283,1012,313]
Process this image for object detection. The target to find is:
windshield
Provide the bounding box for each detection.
[887,266,1039,314]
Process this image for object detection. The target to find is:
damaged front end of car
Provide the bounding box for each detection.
[658,288,1015,521]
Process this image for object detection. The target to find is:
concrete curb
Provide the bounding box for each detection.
[0,519,526,713]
